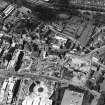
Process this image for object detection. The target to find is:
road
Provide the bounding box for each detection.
[0,69,101,97]
[0,69,70,83]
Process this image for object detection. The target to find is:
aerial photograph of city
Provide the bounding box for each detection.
[0,0,105,105]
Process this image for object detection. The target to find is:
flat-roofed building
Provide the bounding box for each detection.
[61,89,84,105]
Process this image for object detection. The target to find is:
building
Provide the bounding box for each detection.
[61,89,84,105]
